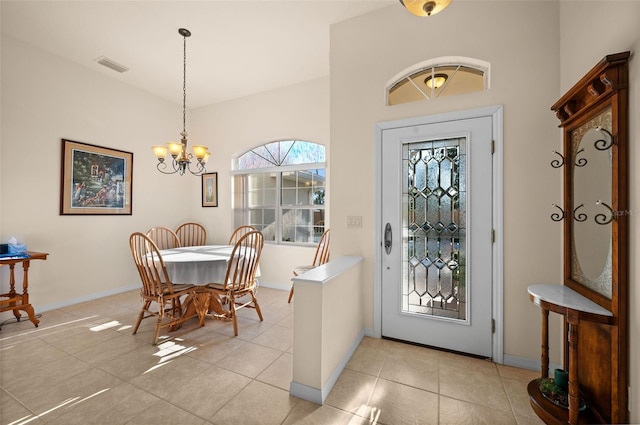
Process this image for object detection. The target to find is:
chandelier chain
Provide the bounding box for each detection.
[152,28,207,176]
[182,33,187,135]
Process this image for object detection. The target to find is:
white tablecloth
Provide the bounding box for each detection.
[159,245,234,286]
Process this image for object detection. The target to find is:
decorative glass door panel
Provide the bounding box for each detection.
[403,138,466,321]
[381,114,493,357]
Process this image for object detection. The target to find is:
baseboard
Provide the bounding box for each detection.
[35,281,288,314]
[37,284,139,313]
[256,280,290,291]
[289,381,323,405]
[503,354,561,375]
[290,328,365,404]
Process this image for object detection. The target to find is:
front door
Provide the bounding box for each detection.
[380,114,494,358]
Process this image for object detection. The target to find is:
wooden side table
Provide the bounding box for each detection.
[0,251,49,328]
[527,284,613,424]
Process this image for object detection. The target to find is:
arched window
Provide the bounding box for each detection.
[232,140,326,245]
[386,57,489,106]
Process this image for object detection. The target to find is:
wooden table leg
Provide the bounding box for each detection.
[191,289,211,327]
[567,311,579,425]
[5,261,40,327]
[540,307,549,379]
[207,292,228,316]
[8,264,20,319]
[169,289,230,331]
[171,293,198,331]
[19,260,39,326]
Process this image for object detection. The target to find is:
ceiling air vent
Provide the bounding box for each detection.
[94,56,129,73]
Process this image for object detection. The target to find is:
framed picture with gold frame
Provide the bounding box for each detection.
[60,139,133,215]
[202,172,218,207]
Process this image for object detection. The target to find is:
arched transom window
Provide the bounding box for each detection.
[387,57,489,106]
[233,140,326,245]
[237,140,325,169]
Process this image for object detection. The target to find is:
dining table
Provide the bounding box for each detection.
[159,245,234,285]
[157,245,257,327]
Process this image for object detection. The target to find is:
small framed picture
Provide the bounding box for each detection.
[202,172,218,207]
[60,139,133,215]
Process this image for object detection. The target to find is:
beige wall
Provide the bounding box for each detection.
[330,0,639,419]
[558,2,640,421]
[0,35,189,310]
[331,1,563,364]
[190,77,331,289]
[0,36,328,311]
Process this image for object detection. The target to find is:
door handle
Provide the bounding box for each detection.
[384,223,392,254]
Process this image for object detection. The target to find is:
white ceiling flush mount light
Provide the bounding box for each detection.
[399,0,452,17]
[152,28,210,176]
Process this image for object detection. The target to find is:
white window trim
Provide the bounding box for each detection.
[385,56,491,104]
[232,146,327,246]
[230,162,326,176]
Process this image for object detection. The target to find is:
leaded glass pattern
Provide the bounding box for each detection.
[238,140,325,170]
[402,138,467,320]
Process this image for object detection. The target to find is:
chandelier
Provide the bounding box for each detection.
[399,0,452,16]
[152,28,210,176]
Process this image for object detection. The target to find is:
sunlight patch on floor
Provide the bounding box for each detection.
[8,396,79,425]
[353,405,381,424]
[0,315,99,342]
[89,320,121,331]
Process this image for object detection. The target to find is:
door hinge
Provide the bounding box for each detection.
[491,229,495,243]
[491,319,496,333]
[491,140,495,154]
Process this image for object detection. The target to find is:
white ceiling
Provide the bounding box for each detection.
[1,0,395,109]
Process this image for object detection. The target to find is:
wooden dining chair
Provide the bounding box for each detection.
[129,232,195,344]
[146,226,181,250]
[206,230,264,336]
[176,222,207,247]
[288,228,330,303]
[228,225,258,245]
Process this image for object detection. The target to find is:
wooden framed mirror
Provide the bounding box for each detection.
[551,51,630,424]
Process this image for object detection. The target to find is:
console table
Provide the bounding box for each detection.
[534,52,630,424]
[527,284,613,424]
[0,251,49,328]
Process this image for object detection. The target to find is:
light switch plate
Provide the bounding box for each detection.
[347,216,362,228]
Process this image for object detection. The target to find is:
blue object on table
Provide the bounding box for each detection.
[8,243,27,254]
[0,253,31,259]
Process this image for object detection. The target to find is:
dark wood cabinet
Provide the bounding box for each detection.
[528,52,630,424]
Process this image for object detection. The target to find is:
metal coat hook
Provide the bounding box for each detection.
[595,200,616,225]
[574,147,587,167]
[551,151,565,168]
[573,204,587,222]
[551,204,566,221]
[594,126,615,151]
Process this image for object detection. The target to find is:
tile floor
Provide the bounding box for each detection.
[1,287,545,425]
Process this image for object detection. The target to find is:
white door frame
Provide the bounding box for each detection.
[373,105,504,363]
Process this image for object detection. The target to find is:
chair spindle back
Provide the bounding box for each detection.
[228,225,258,245]
[176,222,207,247]
[223,230,264,293]
[146,226,181,250]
